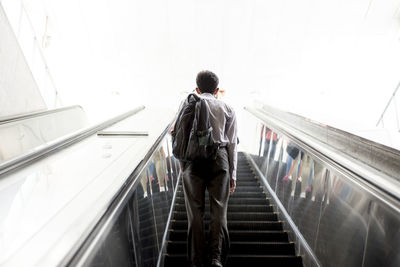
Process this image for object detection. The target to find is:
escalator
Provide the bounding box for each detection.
[2,104,399,267]
[164,152,303,266]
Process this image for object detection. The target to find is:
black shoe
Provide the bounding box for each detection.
[210,258,223,267]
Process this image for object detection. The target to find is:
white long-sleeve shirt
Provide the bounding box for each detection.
[199,93,238,181]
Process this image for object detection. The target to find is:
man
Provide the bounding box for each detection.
[181,70,237,267]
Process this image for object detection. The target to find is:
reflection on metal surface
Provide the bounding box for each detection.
[67,132,181,267]
[243,110,400,267]
[0,108,176,267]
[363,202,400,267]
[315,170,369,267]
[245,106,400,206]
[246,153,321,267]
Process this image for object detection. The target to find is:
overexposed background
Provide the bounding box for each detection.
[2,0,400,148]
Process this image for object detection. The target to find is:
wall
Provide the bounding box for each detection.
[0,3,46,118]
[1,0,61,110]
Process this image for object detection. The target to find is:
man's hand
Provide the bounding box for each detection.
[230,179,236,195]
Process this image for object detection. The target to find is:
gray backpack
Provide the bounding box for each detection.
[171,94,220,162]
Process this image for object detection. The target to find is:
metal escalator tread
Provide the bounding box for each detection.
[174,203,275,213]
[168,230,290,242]
[164,152,303,266]
[167,241,296,255]
[165,254,302,267]
[172,211,279,221]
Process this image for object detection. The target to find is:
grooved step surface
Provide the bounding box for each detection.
[164,254,303,267]
[174,204,275,213]
[174,197,270,205]
[163,152,302,267]
[167,241,295,255]
[172,211,278,221]
[171,220,283,231]
[169,230,289,242]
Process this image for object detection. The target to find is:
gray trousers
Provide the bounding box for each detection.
[182,148,230,266]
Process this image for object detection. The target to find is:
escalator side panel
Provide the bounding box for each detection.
[67,135,181,267]
[245,117,400,267]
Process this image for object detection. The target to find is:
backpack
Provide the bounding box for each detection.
[171,94,220,162]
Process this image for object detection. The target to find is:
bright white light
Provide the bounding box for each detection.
[15,0,400,147]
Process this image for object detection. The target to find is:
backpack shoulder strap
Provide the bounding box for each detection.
[187,93,200,102]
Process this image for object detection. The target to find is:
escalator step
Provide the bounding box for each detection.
[174,197,270,205]
[172,211,278,221]
[229,242,295,255]
[226,255,303,267]
[175,191,266,199]
[235,181,261,186]
[177,185,263,192]
[163,154,302,267]
[174,203,275,213]
[167,241,295,255]
[170,220,283,231]
[168,230,289,242]
[236,170,254,173]
[237,171,253,175]
[231,187,263,192]
[234,177,258,181]
[229,221,283,231]
[164,254,302,267]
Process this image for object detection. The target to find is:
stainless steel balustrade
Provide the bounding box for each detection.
[0,106,176,267]
[0,106,144,176]
[243,104,400,267]
[259,103,400,184]
[65,120,181,267]
[0,105,88,164]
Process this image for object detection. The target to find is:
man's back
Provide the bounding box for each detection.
[180,70,238,267]
[200,93,235,145]
[199,93,237,181]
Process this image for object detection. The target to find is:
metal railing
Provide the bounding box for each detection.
[0,105,82,125]
[244,103,400,267]
[0,106,144,177]
[245,105,400,211]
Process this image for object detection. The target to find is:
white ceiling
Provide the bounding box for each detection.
[7,0,400,132]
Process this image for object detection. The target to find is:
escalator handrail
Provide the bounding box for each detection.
[0,105,83,125]
[0,106,145,177]
[245,105,400,212]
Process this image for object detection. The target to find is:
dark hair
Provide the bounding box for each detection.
[196,70,219,94]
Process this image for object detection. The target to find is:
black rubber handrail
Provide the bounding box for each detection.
[0,106,145,177]
[0,105,83,125]
[245,105,400,212]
